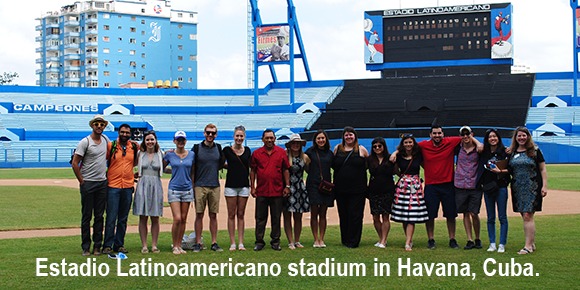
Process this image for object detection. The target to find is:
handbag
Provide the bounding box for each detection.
[316,150,334,195]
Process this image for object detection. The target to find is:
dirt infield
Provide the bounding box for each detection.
[0,179,578,239]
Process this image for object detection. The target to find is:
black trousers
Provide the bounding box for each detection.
[80,180,108,251]
[335,192,366,248]
[254,196,283,247]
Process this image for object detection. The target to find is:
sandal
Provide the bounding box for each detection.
[229,244,237,251]
[405,244,413,252]
[517,247,533,255]
[151,247,160,253]
[141,247,149,254]
[288,243,296,250]
[294,242,304,248]
[238,244,246,251]
[179,247,187,254]
[172,247,181,255]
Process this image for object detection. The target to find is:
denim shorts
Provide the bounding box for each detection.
[224,187,250,198]
[167,188,194,203]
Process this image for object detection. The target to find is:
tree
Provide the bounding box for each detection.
[0,72,19,85]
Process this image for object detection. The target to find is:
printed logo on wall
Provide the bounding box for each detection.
[149,22,161,42]
[153,5,162,14]
[491,6,513,59]
[364,13,384,64]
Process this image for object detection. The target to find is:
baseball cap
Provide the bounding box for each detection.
[459,126,472,134]
[174,131,187,139]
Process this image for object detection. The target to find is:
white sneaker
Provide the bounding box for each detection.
[377,243,386,249]
[497,244,505,253]
[374,242,381,247]
[487,243,497,252]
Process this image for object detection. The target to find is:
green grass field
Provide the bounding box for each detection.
[0,166,578,288]
[0,215,578,289]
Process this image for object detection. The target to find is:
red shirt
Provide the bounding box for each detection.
[419,136,461,185]
[250,146,289,197]
[107,139,136,189]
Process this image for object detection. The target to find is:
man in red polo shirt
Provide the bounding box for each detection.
[419,125,481,250]
[250,129,291,251]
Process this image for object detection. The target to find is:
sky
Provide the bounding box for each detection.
[0,0,574,89]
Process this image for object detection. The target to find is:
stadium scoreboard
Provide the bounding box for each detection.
[364,3,513,66]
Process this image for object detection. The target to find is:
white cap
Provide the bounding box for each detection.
[174,130,187,139]
[459,126,472,134]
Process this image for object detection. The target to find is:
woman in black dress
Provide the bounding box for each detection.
[333,126,369,248]
[367,137,396,248]
[305,130,334,248]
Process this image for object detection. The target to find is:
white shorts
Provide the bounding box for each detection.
[224,187,250,198]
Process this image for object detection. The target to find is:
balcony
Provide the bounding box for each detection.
[64,31,80,38]
[36,80,40,85]
[35,36,43,42]
[46,56,59,62]
[35,47,43,53]
[85,29,98,35]
[64,20,79,26]
[36,69,43,74]
[85,52,98,58]
[86,18,98,24]
[46,67,59,73]
[35,25,42,31]
[47,79,59,84]
[46,45,59,51]
[47,23,59,29]
[35,58,43,64]
[64,54,80,60]
[85,64,98,70]
[86,75,98,81]
[46,34,60,40]
[64,43,79,49]
[85,41,98,47]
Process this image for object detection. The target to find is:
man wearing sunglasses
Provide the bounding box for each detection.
[191,123,226,252]
[102,124,138,255]
[71,115,110,256]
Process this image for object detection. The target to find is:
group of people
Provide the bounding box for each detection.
[73,114,547,256]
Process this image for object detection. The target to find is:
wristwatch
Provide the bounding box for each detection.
[285,185,290,189]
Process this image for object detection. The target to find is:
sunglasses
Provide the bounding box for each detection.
[144,130,156,135]
[205,131,217,136]
[461,133,471,136]
[400,133,413,138]
[372,144,383,149]
[93,122,106,127]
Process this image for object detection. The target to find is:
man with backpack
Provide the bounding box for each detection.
[191,123,226,252]
[102,123,138,255]
[71,115,110,256]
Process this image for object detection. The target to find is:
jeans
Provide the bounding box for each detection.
[104,187,133,250]
[484,187,508,245]
[80,180,108,251]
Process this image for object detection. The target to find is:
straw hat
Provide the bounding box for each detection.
[285,133,306,148]
[88,114,108,127]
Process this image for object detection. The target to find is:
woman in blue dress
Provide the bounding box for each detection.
[508,127,548,255]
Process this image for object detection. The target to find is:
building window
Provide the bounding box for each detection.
[178,13,183,18]
[104,71,110,76]
[129,50,135,55]
[177,66,183,71]
[103,36,110,42]
[189,55,196,61]
[178,45,183,50]
[141,42,145,47]
[130,61,136,67]
[118,26,122,30]
[118,37,123,41]
[103,13,110,19]
[130,72,136,78]
[189,34,196,40]
[103,25,109,30]
[190,13,195,18]
[177,77,183,82]
[177,34,182,39]
[118,60,122,64]
[141,75,146,80]
[131,16,136,21]
[118,71,122,75]
[188,77,192,82]
[188,67,192,72]
[130,27,136,32]
[103,59,110,65]
[104,82,110,87]
[141,19,145,24]
[141,31,145,35]
[118,15,122,18]
[130,38,136,44]
[141,53,146,58]
[177,56,183,61]
[178,24,183,28]
[141,64,146,69]
[103,48,110,53]
[141,9,145,13]
[118,49,122,53]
